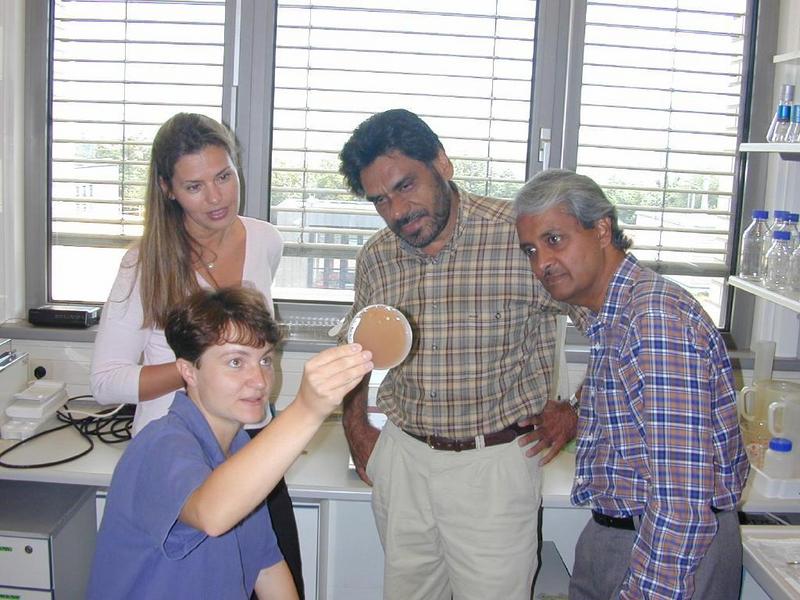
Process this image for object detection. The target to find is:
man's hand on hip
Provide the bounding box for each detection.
[516,399,578,465]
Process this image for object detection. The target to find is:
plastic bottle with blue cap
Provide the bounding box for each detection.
[763,437,795,479]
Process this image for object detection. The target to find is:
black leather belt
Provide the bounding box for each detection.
[592,506,722,531]
[403,422,534,452]
[592,511,639,531]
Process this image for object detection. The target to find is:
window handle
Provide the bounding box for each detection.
[538,128,552,168]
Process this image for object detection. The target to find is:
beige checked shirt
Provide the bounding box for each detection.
[342,186,578,440]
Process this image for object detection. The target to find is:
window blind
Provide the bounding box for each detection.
[50,0,226,253]
[575,0,748,280]
[270,0,537,296]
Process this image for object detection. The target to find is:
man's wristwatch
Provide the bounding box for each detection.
[567,392,580,411]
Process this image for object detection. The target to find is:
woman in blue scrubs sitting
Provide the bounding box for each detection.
[87,287,372,598]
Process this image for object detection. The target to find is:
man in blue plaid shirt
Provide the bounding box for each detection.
[514,169,749,600]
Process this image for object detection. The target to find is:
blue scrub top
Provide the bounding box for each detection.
[87,391,282,599]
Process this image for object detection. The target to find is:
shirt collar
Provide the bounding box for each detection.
[587,253,640,334]
[169,390,249,463]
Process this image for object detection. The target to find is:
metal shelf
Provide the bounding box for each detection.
[728,276,800,313]
[774,50,800,64]
[739,143,800,161]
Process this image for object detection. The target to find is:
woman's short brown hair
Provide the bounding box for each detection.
[165,286,282,365]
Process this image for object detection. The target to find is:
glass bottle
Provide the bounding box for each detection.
[788,213,800,252]
[788,105,800,143]
[771,211,791,259]
[790,243,800,295]
[738,210,770,281]
[773,210,790,233]
[764,230,793,291]
[767,84,795,142]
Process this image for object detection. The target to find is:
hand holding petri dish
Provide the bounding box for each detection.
[347,304,413,370]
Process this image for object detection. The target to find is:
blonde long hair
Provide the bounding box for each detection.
[137,113,240,329]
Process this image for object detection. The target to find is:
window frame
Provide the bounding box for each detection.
[21,0,774,352]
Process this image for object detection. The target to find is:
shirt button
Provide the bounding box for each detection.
[429,391,438,399]
[593,343,601,351]
[495,312,502,319]
[431,344,438,350]
[576,476,586,485]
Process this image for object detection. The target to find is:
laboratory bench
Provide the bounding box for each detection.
[0,419,797,599]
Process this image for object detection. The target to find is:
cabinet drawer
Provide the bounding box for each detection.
[0,536,51,589]
[0,586,52,600]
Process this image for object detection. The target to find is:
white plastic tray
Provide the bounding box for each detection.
[751,465,800,498]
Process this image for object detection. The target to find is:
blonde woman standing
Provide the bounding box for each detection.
[90,113,305,598]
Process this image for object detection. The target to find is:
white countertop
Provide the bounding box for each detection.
[0,420,579,506]
[1,420,798,514]
[287,421,581,505]
[0,425,126,487]
[742,525,800,600]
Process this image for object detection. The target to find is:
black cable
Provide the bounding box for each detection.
[0,395,132,469]
[0,420,94,469]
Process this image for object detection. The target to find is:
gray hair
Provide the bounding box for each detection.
[514,169,632,251]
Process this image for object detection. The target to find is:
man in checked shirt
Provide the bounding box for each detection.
[515,168,749,600]
[337,109,586,600]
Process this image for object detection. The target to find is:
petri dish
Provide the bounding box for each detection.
[347,304,413,369]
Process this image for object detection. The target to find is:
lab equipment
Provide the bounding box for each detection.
[739,210,770,281]
[767,84,795,142]
[764,231,793,291]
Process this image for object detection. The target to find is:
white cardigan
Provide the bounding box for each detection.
[90,217,283,435]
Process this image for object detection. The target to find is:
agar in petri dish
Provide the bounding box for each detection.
[347,304,412,369]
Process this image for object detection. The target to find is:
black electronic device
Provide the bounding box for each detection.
[28,304,102,328]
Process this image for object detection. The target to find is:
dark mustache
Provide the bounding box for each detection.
[395,210,427,229]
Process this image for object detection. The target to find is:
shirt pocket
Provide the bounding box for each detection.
[457,301,532,350]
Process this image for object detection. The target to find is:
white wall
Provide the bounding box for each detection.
[0,0,25,324]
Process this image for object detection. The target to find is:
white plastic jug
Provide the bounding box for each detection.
[739,379,800,445]
[766,381,800,444]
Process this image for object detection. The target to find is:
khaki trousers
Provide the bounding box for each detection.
[366,420,542,600]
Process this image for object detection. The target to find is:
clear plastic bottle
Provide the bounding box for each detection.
[738,210,770,281]
[767,84,795,142]
[763,437,794,479]
[764,230,793,291]
[788,105,800,143]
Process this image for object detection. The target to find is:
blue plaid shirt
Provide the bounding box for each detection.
[572,254,749,599]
